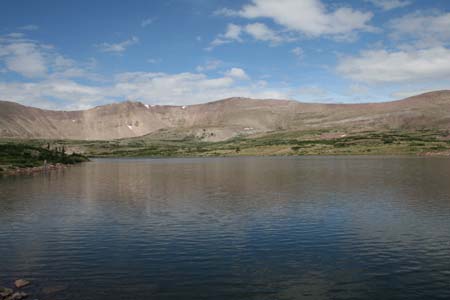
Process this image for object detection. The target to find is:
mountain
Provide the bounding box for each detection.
[1,90,450,141]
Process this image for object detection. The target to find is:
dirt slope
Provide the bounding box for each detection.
[1,90,449,141]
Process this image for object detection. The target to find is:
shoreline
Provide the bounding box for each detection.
[90,150,450,159]
[0,144,90,177]
[2,151,449,176]
[88,152,450,162]
[0,162,81,176]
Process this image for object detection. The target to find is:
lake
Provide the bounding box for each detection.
[1,157,450,300]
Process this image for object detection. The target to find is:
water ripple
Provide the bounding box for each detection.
[1,157,450,300]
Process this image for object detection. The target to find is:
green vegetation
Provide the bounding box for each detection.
[0,143,89,172]
[1,129,450,163]
[88,129,450,157]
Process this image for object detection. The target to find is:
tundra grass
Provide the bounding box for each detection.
[1,129,450,160]
[0,143,89,171]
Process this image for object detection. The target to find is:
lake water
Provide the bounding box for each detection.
[1,157,450,300]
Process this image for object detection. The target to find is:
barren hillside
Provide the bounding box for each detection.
[1,90,450,141]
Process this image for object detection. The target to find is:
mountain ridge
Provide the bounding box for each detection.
[1,90,450,141]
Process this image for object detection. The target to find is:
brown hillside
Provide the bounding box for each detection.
[1,90,449,141]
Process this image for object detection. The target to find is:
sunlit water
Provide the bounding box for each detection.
[1,157,450,300]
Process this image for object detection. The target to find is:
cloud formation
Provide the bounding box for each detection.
[225,68,249,80]
[2,1,450,109]
[365,0,411,11]
[207,24,243,50]
[337,47,450,83]
[291,47,303,58]
[0,68,291,109]
[217,0,374,38]
[0,33,291,109]
[0,41,47,77]
[196,59,222,72]
[389,11,450,48]
[207,22,294,49]
[97,36,139,53]
[244,23,284,44]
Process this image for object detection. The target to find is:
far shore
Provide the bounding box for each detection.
[0,143,90,176]
[0,162,80,176]
[3,151,450,177]
[1,129,450,177]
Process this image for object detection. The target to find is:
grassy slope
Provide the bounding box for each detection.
[5,129,449,159]
[0,130,450,166]
[0,143,89,172]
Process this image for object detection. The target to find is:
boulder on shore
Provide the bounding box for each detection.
[4,291,28,300]
[0,287,13,298]
[13,280,29,289]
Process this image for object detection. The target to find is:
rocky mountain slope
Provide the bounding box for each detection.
[1,90,450,141]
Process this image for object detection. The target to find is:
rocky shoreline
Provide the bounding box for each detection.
[1,279,67,300]
[1,279,30,300]
[420,150,450,156]
[0,163,70,176]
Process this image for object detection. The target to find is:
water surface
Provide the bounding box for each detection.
[1,157,450,300]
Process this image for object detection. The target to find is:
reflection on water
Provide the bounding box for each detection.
[1,157,450,300]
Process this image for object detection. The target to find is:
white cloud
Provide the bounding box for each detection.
[208,21,296,50]
[389,12,450,48]
[196,59,222,72]
[291,47,303,58]
[97,36,139,53]
[206,23,242,50]
[53,55,75,69]
[0,79,105,110]
[109,71,287,105]
[49,55,102,81]
[5,32,25,39]
[18,24,39,31]
[225,68,249,80]
[0,59,288,109]
[0,33,291,109]
[337,47,450,84]
[218,0,374,38]
[244,22,283,44]
[0,33,106,109]
[0,42,47,78]
[0,33,101,81]
[0,70,290,109]
[365,0,411,11]
[207,38,230,50]
[213,8,238,17]
[1,70,296,109]
[141,18,154,27]
[224,23,242,40]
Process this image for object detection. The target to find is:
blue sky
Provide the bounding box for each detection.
[1,0,450,109]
